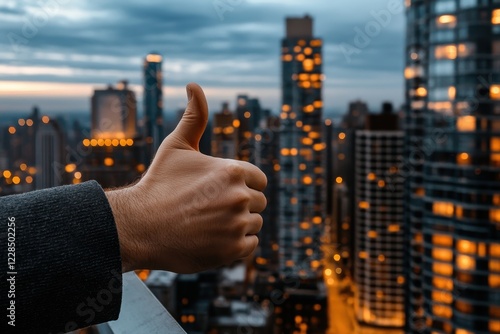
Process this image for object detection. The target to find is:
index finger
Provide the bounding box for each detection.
[238,161,267,191]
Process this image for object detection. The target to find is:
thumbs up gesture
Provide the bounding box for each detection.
[106,83,267,274]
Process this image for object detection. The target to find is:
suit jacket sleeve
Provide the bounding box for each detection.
[0,180,123,334]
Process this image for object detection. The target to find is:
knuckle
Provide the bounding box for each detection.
[232,189,250,207]
[225,162,244,181]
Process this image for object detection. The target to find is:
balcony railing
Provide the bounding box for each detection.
[91,272,186,334]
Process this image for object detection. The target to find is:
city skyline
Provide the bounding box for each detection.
[0,0,404,114]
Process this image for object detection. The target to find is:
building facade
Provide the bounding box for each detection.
[354,108,405,328]
[143,52,164,160]
[405,1,500,333]
[278,15,325,281]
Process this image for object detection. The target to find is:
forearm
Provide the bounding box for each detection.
[0,181,123,333]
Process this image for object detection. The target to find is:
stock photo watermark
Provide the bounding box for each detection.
[213,0,245,21]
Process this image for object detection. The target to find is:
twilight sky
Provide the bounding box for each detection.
[0,0,405,116]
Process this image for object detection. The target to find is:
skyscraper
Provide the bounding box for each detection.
[144,52,164,160]
[91,80,137,140]
[405,2,500,333]
[354,105,405,328]
[279,15,325,280]
[35,117,64,190]
[212,102,237,159]
[236,95,263,163]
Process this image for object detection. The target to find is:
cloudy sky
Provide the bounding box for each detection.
[0,0,405,116]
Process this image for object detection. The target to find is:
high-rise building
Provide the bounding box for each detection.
[82,81,144,188]
[91,80,137,140]
[212,102,237,159]
[35,117,65,190]
[143,52,164,160]
[278,15,325,281]
[354,105,405,328]
[405,2,500,333]
[236,95,263,163]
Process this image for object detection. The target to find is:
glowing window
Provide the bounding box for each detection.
[359,201,370,210]
[456,255,475,271]
[491,85,500,99]
[433,277,454,291]
[367,231,378,238]
[303,59,314,72]
[432,290,453,304]
[432,248,453,262]
[491,274,500,288]
[493,9,500,24]
[434,45,457,60]
[388,224,400,232]
[457,152,471,165]
[490,320,500,332]
[431,234,452,247]
[359,251,368,259]
[491,138,500,165]
[457,240,476,254]
[491,243,500,257]
[436,15,457,28]
[456,116,475,132]
[490,260,500,272]
[432,304,452,318]
[491,209,500,223]
[433,202,454,217]
[433,263,453,276]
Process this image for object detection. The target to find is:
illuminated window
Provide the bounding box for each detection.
[359,201,370,210]
[433,202,454,217]
[434,45,457,59]
[490,320,500,333]
[491,138,500,164]
[338,132,346,140]
[493,9,500,24]
[491,274,500,288]
[415,187,425,196]
[303,176,313,185]
[312,216,322,224]
[336,177,343,184]
[491,209,500,223]
[490,260,500,272]
[458,43,475,57]
[456,301,473,314]
[456,116,475,131]
[388,224,400,232]
[457,240,476,254]
[491,85,500,99]
[433,263,453,276]
[448,86,456,100]
[492,243,500,257]
[457,152,471,165]
[303,59,314,72]
[415,87,428,97]
[282,54,293,62]
[367,172,376,181]
[281,148,290,156]
[359,251,368,259]
[456,255,475,271]
[367,231,378,239]
[437,236,453,253]
[456,329,474,334]
[432,290,453,304]
[432,248,453,262]
[104,158,114,167]
[433,277,453,291]
[436,14,457,28]
[432,304,452,318]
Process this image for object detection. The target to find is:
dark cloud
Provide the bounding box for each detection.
[0,0,405,113]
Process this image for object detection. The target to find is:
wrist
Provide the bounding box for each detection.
[105,187,141,273]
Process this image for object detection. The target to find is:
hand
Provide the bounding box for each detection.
[106,83,267,273]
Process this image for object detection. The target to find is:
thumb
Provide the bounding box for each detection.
[168,83,208,150]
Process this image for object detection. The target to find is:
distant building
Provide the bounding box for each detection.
[91,80,137,140]
[279,14,325,281]
[35,118,65,190]
[82,81,144,188]
[236,95,263,163]
[143,52,164,159]
[212,102,237,159]
[354,104,405,327]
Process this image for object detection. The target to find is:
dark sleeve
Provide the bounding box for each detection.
[0,180,123,334]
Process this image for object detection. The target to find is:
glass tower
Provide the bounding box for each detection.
[143,52,164,160]
[279,15,325,281]
[405,1,500,333]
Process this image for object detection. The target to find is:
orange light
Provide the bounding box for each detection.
[120,139,127,146]
[104,158,114,167]
[491,85,500,99]
[25,176,33,184]
[126,139,134,146]
[3,170,12,178]
[303,176,313,185]
[26,119,33,127]
[146,54,162,63]
[83,139,90,147]
[493,9,500,24]
[312,216,322,224]
[367,173,376,181]
[42,115,50,124]
[336,177,343,184]
[20,163,27,171]
[232,119,240,128]
[74,172,82,179]
[18,119,25,126]
[338,132,346,140]
[8,127,16,134]
[416,87,428,97]
[12,176,20,185]
[359,201,370,209]
[65,164,77,173]
[437,15,457,26]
